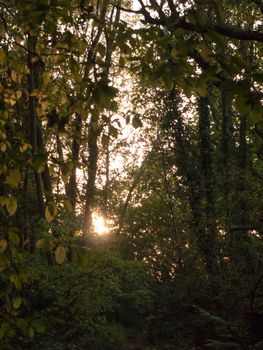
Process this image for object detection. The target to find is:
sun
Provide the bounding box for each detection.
[92,212,109,235]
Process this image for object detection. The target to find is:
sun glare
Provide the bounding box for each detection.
[92,212,109,236]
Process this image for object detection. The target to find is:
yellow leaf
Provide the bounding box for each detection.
[6,196,18,215]
[0,50,5,64]
[5,96,17,106]
[14,275,22,289]
[42,71,51,86]
[60,94,67,105]
[6,168,21,187]
[55,245,66,264]
[171,47,177,59]
[0,142,6,152]
[0,255,10,272]
[0,164,7,175]
[41,100,49,111]
[15,36,23,44]
[36,239,45,249]
[0,196,8,206]
[13,297,22,309]
[19,141,32,152]
[30,89,38,97]
[0,239,7,253]
[31,56,39,64]
[36,238,53,251]
[11,70,17,82]
[45,202,57,223]
[36,105,44,117]
[16,90,22,99]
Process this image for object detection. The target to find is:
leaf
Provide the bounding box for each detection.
[14,275,22,289]
[6,168,21,187]
[206,31,227,49]
[41,100,49,111]
[0,321,10,339]
[36,238,53,251]
[55,245,66,264]
[28,327,35,338]
[132,115,143,128]
[11,70,18,82]
[0,239,7,253]
[16,319,28,335]
[42,71,51,86]
[6,196,18,216]
[36,238,46,249]
[16,90,22,99]
[0,50,5,64]
[0,255,10,272]
[20,141,32,152]
[61,162,73,184]
[8,228,20,246]
[64,200,73,213]
[45,202,57,223]
[32,154,47,173]
[101,134,109,148]
[0,142,7,152]
[13,297,22,309]
[33,321,46,333]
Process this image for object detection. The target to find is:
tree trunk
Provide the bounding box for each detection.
[66,113,82,211]
[198,96,218,272]
[27,34,45,218]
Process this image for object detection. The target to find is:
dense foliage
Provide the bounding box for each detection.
[0,0,263,349]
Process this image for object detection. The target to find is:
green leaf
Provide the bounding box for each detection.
[33,321,46,333]
[64,200,73,213]
[8,228,20,246]
[13,297,22,309]
[61,162,73,184]
[206,31,227,49]
[55,245,66,264]
[0,321,11,339]
[28,327,35,338]
[0,255,10,272]
[32,154,47,173]
[16,319,28,335]
[6,168,21,187]
[132,115,143,128]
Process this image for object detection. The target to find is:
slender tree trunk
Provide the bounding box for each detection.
[164,90,218,272]
[237,114,249,232]
[198,96,218,272]
[27,34,45,218]
[83,117,99,233]
[83,3,120,235]
[220,88,234,224]
[37,121,53,201]
[66,114,81,211]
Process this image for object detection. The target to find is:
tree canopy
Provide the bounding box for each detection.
[0,0,263,349]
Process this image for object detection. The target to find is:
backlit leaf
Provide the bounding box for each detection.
[55,245,66,264]
[6,168,21,187]
[13,297,22,309]
[6,196,18,216]
[42,71,51,86]
[45,202,57,223]
[0,239,7,253]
